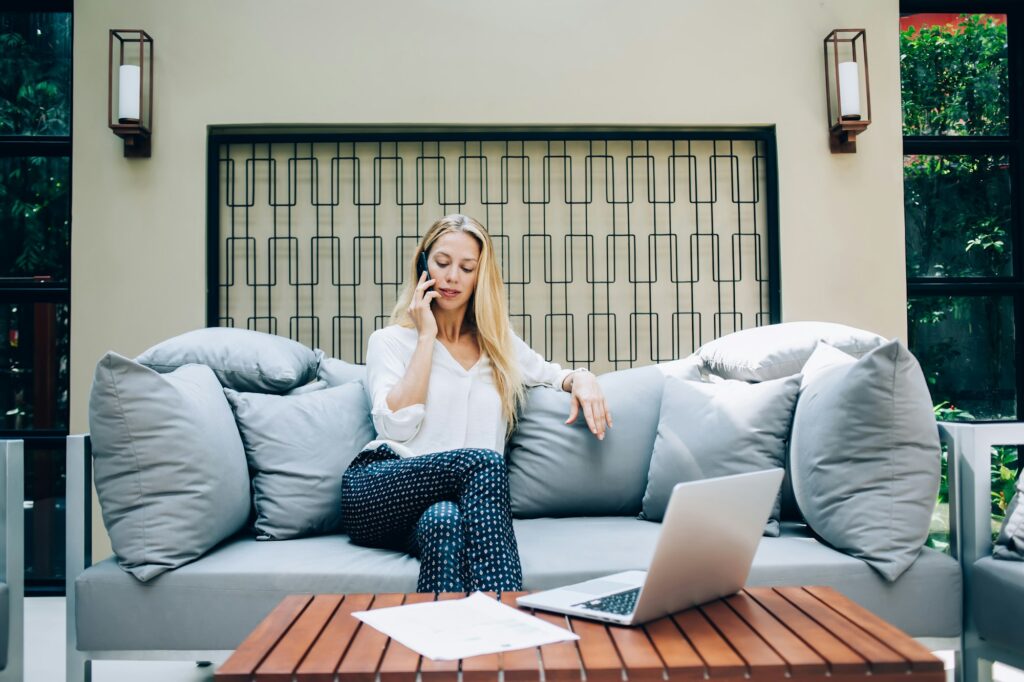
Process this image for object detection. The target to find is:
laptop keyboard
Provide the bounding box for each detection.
[575,587,641,615]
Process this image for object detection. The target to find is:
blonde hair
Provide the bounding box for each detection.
[390,214,525,436]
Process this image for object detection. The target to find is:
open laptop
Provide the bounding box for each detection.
[516,468,784,626]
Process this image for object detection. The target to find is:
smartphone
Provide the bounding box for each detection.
[417,252,433,290]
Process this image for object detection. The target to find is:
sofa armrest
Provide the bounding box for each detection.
[65,434,92,668]
[0,440,24,681]
[66,435,92,585]
[938,421,1024,567]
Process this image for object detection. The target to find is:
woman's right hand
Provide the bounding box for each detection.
[409,271,440,339]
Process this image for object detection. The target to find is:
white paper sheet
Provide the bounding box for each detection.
[352,592,579,661]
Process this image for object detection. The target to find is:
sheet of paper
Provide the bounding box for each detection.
[352,591,579,661]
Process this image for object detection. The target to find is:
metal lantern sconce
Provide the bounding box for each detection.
[108,29,153,158]
[823,29,871,154]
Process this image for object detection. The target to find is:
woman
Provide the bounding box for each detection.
[341,214,611,593]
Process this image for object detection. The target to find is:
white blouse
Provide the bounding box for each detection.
[362,325,573,458]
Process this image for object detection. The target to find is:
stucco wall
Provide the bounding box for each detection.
[72,0,905,559]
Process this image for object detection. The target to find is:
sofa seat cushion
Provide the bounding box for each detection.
[749,523,960,638]
[516,518,961,638]
[972,556,1024,650]
[76,534,423,651]
[75,520,961,652]
[0,581,7,670]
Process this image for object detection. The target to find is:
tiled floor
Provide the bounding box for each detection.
[23,596,1024,682]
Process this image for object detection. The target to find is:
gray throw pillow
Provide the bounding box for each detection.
[318,356,368,387]
[641,374,800,535]
[136,327,318,393]
[88,352,250,581]
[790,340,941,581]
[224,383,375,539]
[994,479,1024,561]
[287,379,328,396]
[697,321,885,382]
[506,365,667,517]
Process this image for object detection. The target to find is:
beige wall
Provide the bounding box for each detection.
[72,0,905,558]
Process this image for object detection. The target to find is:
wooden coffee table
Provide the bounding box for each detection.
[215,586,945,682]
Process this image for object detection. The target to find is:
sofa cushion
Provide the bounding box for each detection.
[287,379,328,396]
[76,535,422,651]
[790,340,941,582]
[641,374,800,535]
[224,383,375,539]
[136,327,318,393]
[75,518,960,651]
[506,365,669,517]
[88,353,251,581]
[0,581,7,670]
[318,356,368,387]
[993,479,1024,560]
[972,556,1024,649]
[697,321,885,382]
[515,518,960,637]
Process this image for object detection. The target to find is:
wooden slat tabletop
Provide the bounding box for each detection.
[216,586,946,682]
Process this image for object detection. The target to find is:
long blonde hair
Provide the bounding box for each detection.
[390,214,525,436]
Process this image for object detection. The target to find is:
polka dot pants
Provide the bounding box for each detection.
[341,444,523,594]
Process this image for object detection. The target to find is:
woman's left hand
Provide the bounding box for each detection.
[565,371,612,440]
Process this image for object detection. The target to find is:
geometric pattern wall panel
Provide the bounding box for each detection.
[209,131,778,373]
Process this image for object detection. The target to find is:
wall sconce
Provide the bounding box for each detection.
[823,29,871,154]
[107,29,153,158]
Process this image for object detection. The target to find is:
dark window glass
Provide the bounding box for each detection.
[904,154,1012,277]
[0,12,71,136]
[23,442,65,582]
[908,295,1015,420]
[900,13,1009,136]
[0,302,69,431]
[0,156,70,281]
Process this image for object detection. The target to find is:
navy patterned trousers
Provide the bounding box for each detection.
[341,444,523,593]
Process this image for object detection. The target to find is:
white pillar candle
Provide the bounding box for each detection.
[118,64,141,122]
[838,61,861,119]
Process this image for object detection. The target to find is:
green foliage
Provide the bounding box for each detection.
[901,14,1008,136]
[904,154,1011,278]
[903,14,1017,428]
[992,446,1019,514]
[0,156,69,279]
[0,13,71,135]
[909,296,1015,420]
[0,13,71,280]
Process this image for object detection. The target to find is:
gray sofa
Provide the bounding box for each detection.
[62,326,964,682]
[0,440,24,682]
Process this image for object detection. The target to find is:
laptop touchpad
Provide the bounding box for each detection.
[567,579,637,595]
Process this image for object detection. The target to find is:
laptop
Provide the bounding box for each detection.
[516,467,784,626]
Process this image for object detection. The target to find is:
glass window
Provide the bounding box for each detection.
[22,442,65,582]
[907,295,1016,420]
[904,154,1012,277]
[0,156,70,282]
[900,13,1009,136]
[0,302,69,431]
[0,12,71,136]
[0,7,71,594]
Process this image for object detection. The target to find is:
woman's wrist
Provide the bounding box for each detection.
[563,367,592,391]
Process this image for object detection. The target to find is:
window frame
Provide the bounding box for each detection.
[0,0,73,595]
[902,1,1024,426]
